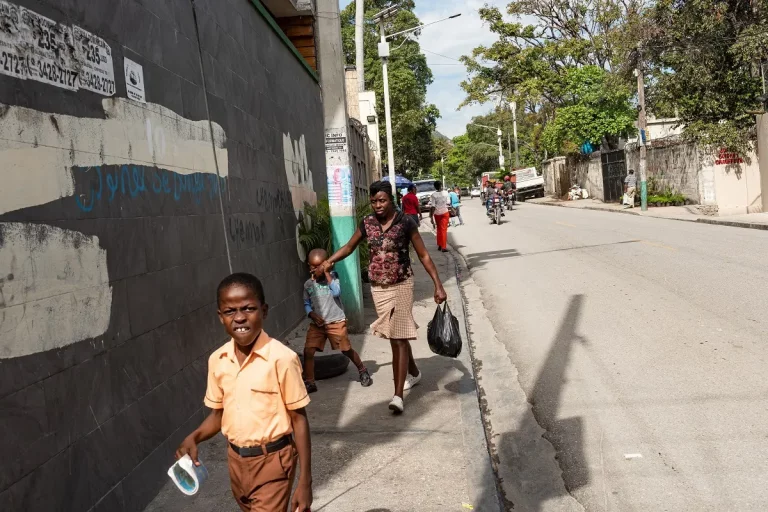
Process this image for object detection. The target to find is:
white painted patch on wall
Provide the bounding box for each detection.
[0,223,112,359]
[283,132,317,261]
[0,98,228,215]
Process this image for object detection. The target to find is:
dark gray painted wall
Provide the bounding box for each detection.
[0,0,324,510]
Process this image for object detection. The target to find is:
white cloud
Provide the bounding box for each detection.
[338,0,509,138]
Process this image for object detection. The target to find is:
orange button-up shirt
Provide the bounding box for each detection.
[204,331,310,447]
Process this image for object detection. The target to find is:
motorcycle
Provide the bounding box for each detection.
[505,189,516,210]
[487,195,503,225]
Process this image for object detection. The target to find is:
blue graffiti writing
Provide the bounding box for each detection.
[73,165,226,212]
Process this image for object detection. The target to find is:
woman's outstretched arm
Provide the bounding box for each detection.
[410,230,447,304]
[317,228,364,276]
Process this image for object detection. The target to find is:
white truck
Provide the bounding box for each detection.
[413,179,438,211]
[512,167,544,201]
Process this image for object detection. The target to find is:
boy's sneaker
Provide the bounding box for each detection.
[388,395,404,414]
[359,370,373,387]
[304,380,318,394]
[403,372,422,391]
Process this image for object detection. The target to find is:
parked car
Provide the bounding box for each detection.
[470,187,482,198]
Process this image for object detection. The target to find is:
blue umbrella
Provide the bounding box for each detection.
[382,174,413,188]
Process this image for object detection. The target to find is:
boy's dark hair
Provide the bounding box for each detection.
[628,169,635,174]
[408,184,417,193]
[434,181,442,190]
[370,180,394,200]
[217,272,265,304]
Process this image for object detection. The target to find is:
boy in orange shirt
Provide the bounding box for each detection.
[175,273,312,512]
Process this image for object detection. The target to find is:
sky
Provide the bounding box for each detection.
[339,0,511,139]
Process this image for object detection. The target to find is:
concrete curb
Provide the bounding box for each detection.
[445,239,584,512]
[530,200,768,231]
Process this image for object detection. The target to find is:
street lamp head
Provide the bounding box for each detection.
[372,5,399,22]
[448,13,462,19]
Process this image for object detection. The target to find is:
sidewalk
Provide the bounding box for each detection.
[143,229,500,512]
[529,196,768,230]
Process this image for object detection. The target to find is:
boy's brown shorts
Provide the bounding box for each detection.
[305,320,352,352]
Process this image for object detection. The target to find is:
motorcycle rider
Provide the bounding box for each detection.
[486,183,505,216]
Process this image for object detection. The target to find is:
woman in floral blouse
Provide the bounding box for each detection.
[316,181,447,413]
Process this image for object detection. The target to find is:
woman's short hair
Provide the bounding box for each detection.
[370,180,394,199]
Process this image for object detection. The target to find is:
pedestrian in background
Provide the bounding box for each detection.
[429,181,450,252]
[315,181,447,413]
[402,184,421,226]
[449,187,464,227]
[624,169,637,208]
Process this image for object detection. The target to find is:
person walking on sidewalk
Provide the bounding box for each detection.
[302,248,373,393]
[402,184,422,226]
[175,273,313,512]
[315,181,447,414]
[429,181,451,252]
[449,187,464,227]
[624,169,637,208]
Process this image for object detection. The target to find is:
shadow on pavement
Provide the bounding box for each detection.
[458,240,641,269]
[492,294,590,511]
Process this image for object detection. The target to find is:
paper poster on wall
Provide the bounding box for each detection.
[73,26,115,96]
[327,166,353,209]
[23,8,78,90]
[0,1,25,80]
[124,58,146,103]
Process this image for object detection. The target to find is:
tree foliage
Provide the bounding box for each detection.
[340,1,440,173]
[541,66,636,154]
[645,0,768,154]
[459,0,641,156]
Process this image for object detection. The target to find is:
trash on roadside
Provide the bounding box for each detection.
[168,455,209,496]
[568,185,588,201]
[462,504,475,510]
[624,453,643,460]
[427,303,462,358]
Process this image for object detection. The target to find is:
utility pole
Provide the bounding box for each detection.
[507,132,513,170]
[497,127,505,173]
[316,0,363,329]
[511,101,520,168]
[355,0,365,91]
[636,47,648,211]
[441,157,445,187]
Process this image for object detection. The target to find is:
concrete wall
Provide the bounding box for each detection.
[567,153,603,201]
[0,1,324,511]
[702,149,763,215]
[756,114,768,212]
[626,142,702,203]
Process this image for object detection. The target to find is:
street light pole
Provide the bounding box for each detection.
[511,101,520,168]
[373,8,461,196]
[355,0,365,91]
[378,21,397,196]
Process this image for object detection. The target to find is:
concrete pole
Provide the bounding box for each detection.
[355,0,365,92]
[379,21,397,197]
[497,127,505,173]
[636,49,648,211]
[316,0,363,330]
[512,101,520,168]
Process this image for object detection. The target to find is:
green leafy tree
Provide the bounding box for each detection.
[645,0,768,154]
[541,66,636,154]
[459,0,641,156]
[341,1,440,173]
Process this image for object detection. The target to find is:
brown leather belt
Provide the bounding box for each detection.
[229,435,292,457]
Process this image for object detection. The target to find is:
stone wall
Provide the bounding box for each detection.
[625,141,702,203]
[0,1,325,510]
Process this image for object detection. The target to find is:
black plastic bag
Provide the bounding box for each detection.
[427,303,462,358]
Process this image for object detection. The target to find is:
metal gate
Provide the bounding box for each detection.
[601,150,626,202]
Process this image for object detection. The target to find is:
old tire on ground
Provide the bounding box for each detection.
[299,352,349,380]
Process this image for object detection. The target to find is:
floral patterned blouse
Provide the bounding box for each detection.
[359,212,418,286]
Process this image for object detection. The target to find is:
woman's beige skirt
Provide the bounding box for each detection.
[370,276,419,340]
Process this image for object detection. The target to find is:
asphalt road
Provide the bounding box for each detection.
[450,199,768,511]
